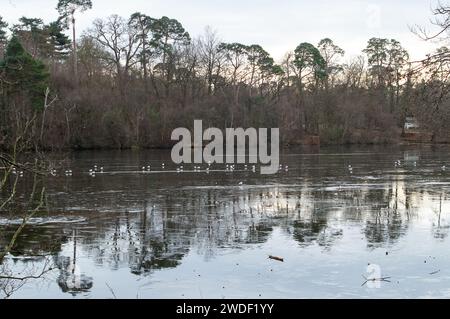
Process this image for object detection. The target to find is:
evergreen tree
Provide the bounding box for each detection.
[0,16,8,57]
[12,17,47,57]
[47,21,72,60]
[0,36,49,110]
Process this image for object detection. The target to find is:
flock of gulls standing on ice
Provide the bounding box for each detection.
[8,159,447,179]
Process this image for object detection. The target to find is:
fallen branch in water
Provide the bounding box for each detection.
[361,275,391,286]
[269,255,284,262]
[0,187,46,264]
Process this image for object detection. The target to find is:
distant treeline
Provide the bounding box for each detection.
[0,1,449,150]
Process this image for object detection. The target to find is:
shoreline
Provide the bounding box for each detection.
[2,141,450,153]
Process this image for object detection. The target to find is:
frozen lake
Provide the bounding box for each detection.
[1,145,450,299]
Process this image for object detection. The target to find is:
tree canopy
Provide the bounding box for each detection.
[57,0,93,18]
[0,36,49,110]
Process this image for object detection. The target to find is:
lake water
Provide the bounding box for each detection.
[1,145,450,299]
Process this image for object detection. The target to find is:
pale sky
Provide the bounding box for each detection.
[1,0,447,62]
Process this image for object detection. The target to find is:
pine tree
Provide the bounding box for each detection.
[57,0,93,81]
[0,36,49,110]
[47,21,72,61]
[0,16,8,58]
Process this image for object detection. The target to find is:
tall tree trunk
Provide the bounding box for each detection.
[141,26,148,93]
[72,14,78,86]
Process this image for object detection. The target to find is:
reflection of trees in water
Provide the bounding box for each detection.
[288,178,426,249]
[364,214,407,247]
[76,181,425,272]
[78,189,299,275]
[363,179,419,247]
[56,256,93,295]
[1,175,449,296]
[0,220,64,299]
[55,230,93,295]
[432,193,450,240]
[0,224,67,257]
[291,217,344,249]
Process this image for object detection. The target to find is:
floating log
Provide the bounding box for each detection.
[269,255,284,262]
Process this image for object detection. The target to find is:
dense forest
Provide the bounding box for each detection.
[0,0,449,150]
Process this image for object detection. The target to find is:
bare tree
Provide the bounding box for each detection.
[198,27,223,96]
[89,15,141,82]
[1,114,53,299]
[412,2,450,41]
